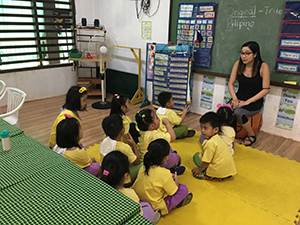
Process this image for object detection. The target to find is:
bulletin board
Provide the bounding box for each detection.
[275,1,300,75]
[176,2,217,67]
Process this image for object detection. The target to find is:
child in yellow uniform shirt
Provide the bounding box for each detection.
[129,108,185,175]
[100,114,142,183]
[107,93,132,143]
[132,139,192,216]
[192,112,237,180]
[156,91,195,139]
[55,114,100,177]
[49,86,87,148]
[100,151,161,224]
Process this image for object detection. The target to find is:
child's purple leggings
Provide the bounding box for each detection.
[140,201,155,222]
[163,147,181,169]
[84,162,100,176]
[164,183,189,212]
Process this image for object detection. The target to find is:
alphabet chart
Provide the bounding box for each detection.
[176,2,217,67]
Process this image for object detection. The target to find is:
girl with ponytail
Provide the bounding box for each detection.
[132,139,193,216]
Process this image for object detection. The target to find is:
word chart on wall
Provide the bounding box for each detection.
[275,1,300,75]
[176,2,217,67]
[152,44,193,112]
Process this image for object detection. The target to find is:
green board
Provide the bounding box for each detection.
[170,0,299,85]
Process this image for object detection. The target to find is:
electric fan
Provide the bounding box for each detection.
[88,33,118,109]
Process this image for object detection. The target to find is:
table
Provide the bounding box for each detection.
[0,119,153,224]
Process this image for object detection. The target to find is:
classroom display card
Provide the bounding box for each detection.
[276,88,299,130]
[152,45,192,111]
[275,2,300,74]
[176,2,217,67]
[200,75,215,109]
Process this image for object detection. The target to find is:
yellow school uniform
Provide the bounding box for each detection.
[201,134,237,178]
[100,137,137,163]
[64,147,92,168]
[138,130,171,160]
[49,109,82,148]
[157,107,181,133]
[132,166,178,215]
[220,126,235,155]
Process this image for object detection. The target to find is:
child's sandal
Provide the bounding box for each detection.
[193,172,205,179]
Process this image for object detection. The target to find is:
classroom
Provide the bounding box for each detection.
[1,0,300,224]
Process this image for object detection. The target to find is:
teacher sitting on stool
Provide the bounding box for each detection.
[228,41,270,146]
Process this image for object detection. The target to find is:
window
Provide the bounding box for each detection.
[0,0,76,73]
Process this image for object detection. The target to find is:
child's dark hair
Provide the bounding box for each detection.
[144,139,170,175]
[199,112,223,135]
[100,151,129,188]
[129,109,154,144]
[110,94,130,116]
[102,114,123,139]
[62,86,87,111]
[56,116,81,149]
[217,106,237,132]
[158,91,172,107]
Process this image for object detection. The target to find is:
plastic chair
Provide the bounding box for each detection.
[0,80,6,114]
[0,87,26,128]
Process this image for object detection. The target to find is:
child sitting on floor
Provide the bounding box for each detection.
[192,112,237,180]
[156,91,195,139]
[100,114,142,183]
[54,114,100,177]
[200,103,237,155]
[132,139,193,216]
[129,108,185,175]
[49,86,87,148]
[100,151,161,224]
[108,93,132,143]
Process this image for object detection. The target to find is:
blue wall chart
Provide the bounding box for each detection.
[150,44,193,112]
[275,1,300,74]
[176,2,217,67]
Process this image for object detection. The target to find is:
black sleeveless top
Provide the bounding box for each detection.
[236,62,263,111]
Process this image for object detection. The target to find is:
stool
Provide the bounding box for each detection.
[235,111,263,139]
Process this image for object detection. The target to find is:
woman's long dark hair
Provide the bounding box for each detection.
[237,41,262,77]
[100,151,129,188]
[143,139,170,175]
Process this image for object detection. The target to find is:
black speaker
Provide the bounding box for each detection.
[81,18,87,26]
[94,19,100,28]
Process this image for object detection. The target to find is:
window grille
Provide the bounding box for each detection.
[0,0,76,73]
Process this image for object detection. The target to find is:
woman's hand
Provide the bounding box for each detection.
[237,100,249,107]
[231,99,239,109]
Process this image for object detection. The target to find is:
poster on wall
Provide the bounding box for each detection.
[275,88,299,130]
[200,75,215,109]
[176,2,217,67]
[275,1,300,74]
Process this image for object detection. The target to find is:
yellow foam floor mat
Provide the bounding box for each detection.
[86,132,300,225]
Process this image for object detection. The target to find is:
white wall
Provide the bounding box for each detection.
[0,67,76,103]
[75,0,170,92]
[190,73,300,142]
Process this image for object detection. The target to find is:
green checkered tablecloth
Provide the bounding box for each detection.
[0,118,23,137]
[0,119,141,224]
[124,214,153,225]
